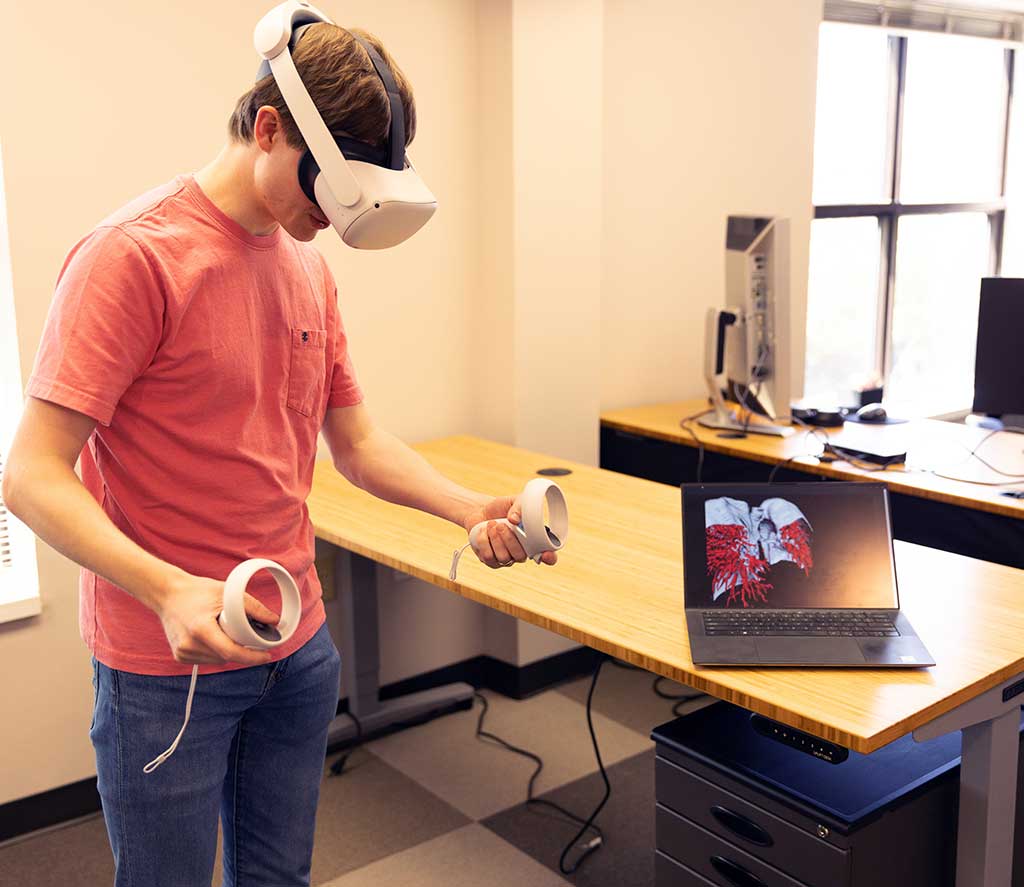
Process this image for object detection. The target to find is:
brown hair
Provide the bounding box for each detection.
[228,24,416,151]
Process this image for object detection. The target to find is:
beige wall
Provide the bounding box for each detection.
[601,0,820,409]
[0,0,822,806]
[510,0,604,465]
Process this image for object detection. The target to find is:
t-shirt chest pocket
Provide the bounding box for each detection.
[286,327,327,416]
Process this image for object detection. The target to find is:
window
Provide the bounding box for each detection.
[806,23,1018,418]
[0,141,41,622]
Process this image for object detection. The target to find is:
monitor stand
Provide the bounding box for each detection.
[697,394,794,438]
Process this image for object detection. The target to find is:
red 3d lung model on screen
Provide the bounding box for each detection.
[705,497,813,607]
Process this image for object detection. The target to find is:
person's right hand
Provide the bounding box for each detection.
[156,573,280,667]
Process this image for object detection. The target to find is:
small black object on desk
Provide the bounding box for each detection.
[791,404,845,427]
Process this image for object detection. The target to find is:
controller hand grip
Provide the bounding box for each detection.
[469,518,540,561]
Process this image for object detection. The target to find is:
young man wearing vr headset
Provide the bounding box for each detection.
[4,5,555,885]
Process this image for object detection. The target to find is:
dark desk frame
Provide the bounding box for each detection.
[600,425,1024,569]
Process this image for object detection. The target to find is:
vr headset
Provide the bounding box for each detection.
[253,1,437,249]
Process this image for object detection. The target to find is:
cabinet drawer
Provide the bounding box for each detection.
[657,850,720,886]
[657,757,849,887]
[658,804,826,887]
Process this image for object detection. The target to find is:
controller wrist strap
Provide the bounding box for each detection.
[143,665,199,774]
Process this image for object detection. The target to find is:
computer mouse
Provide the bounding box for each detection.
[856,403,887,423]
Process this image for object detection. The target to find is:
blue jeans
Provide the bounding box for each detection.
[90,622,341,887]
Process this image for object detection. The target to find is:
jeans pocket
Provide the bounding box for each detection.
[286,327,327,416]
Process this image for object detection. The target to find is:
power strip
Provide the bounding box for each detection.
[750,714,849,765]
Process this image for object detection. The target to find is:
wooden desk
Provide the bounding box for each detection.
[601,398,1024,568]
[309,435,1024,887]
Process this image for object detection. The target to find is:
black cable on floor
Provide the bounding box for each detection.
[473,657,612,875]
[329,711,363,776]
[609,659,706,717]
[652,676,704,717]
[652,676,691,700]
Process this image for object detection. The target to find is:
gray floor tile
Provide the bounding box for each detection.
[0,814,113,887]
[557,662,715,738]
[366,689,652,821]
[0,751,467,887]
[483,749,656,887]
[310,749,471,884]
[319,823,572,887]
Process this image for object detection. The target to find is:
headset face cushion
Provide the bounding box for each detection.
[298,150,320,204]
[297,136,403,206]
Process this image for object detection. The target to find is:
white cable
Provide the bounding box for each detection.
[143,665,199,774]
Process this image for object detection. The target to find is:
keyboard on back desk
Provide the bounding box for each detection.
[702,611,900,637]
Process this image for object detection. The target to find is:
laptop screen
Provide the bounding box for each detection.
[682,482,898,610]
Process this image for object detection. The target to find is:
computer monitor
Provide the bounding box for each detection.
[699,215,794,437]
[972,278,1024,430]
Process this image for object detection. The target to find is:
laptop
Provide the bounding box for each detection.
[682,482,934,667]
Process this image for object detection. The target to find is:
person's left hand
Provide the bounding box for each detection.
[462,495,558,569]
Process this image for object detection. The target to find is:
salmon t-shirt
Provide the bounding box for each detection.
[27,174,363,675]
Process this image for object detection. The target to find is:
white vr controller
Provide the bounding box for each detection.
[145,558,301,774]
[469,478,568,563]
[450,478,568,580]
[217,558,302,649]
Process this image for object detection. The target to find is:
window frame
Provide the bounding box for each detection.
[812,31,1016,391]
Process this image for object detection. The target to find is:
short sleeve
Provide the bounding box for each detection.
[26,226,165,426]
[326,283,363,410]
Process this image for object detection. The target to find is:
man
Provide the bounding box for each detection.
[2,18,552,887]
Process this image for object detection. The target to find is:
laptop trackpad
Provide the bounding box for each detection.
[755,638,866,664]
[859,636,931,666]
[698,637,759,663]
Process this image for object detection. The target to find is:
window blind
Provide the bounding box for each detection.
[825,0,1024,42]
[0,139,41,621]
[0,445,41,621]
[0,452,10,570]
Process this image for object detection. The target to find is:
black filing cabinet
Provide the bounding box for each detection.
[652,701,1024,887]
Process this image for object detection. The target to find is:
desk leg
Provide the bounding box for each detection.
[913,673,1024,887]
[326,549,474,747]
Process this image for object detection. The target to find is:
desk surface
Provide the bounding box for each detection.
[601,399,1024,520]
[309,435,1024,755]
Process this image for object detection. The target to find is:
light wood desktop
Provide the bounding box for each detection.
[309,435,1024,887]
[601,398,1024,520]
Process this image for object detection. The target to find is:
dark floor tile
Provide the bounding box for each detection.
[483,749,656,887]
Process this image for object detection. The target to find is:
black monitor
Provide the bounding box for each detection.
[973,278,1024,418]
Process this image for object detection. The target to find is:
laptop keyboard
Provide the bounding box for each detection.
[702,611,901,637]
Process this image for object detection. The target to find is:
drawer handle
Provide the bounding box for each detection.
[709,805,773,847]
[710,855,769,887]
